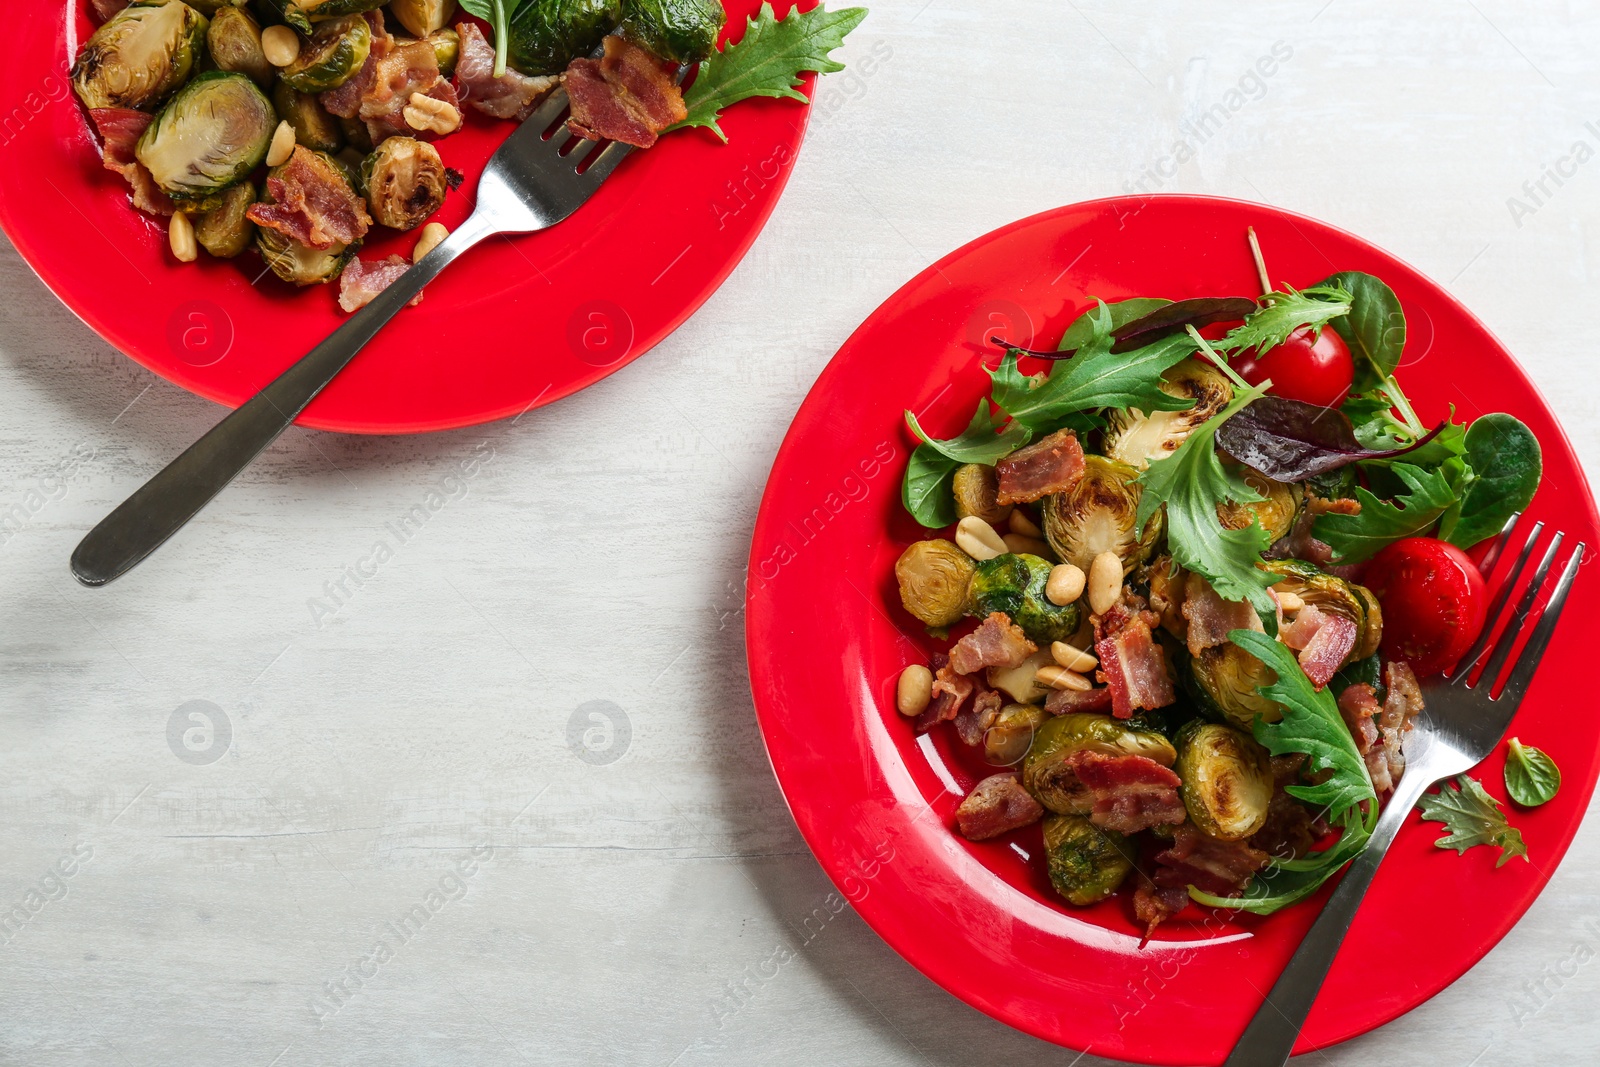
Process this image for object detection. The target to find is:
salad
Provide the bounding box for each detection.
[890,236,1544,936]
[69,0,862,310]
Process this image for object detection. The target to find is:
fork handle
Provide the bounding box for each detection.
[70,215,496,587]
[1223,768,1436,1066]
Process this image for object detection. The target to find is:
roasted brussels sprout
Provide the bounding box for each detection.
[1040,455,1162,576]
[1261,559,1384,663]
[1042,814,1134,906]
[187,0,248,13]
[1216,469,1303,544]
[207,6,273,88]
[1175,721,1273,840]
[72,1,209,111]
[1187,641,1283,731]
[1023,713,1177,814]
[192,181,257,258]
[138,73,276,200]
[894,540,975,628]
[280,14,373,92]
[1305,465,1357,503]
[281,0,386,20]
[425,28,460,76]
[509,0,624,75]
[360,137,448,230]
[967,553,1082,644]
[621,0,727,64]
[390,0,457,36]
[1103,357,1234,470]
[273,82,345,152]
[256,225,355,285]
[952,463,1013,526]
[984,703,1048,767]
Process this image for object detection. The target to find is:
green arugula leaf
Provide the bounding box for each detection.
[1219,284,1352,355]
[1313,460,1463,565]
[991,302,1199,434]
[1505,738,1561,807]
[1438,413,1542,550]
[1056,297,1172,351]
[900,400,1026,528]
[1418,775,1529,867]
[666,2,868,142]
[1135,383,1282,624]
[457,0,533,77]
[1318,271,1405,393]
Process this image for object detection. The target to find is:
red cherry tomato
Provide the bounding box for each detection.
[1233,325,1354,408]
[1361,538,1488,676]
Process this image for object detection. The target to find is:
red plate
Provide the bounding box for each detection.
[746,195,1600,1064]
[0,2,812,434]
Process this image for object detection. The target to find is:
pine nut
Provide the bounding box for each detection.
[261,25,300,67]
[1276,590,1305,613]
[168,210,197,263]
[265,120,296,168]
[1009,509,1043,539]
[412,222,449,263]
[1037,665,1093,691]
[896,664,933,717]
[1051,641,1097,673]
[1045,563,1085,605]
[404,92,462,135]
[955,516,1006,561]
[1088,551,1122,616]
[1003,533,1051,558]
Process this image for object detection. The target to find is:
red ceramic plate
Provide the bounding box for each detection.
[0,2,813,434]
[746,195,1600,1064]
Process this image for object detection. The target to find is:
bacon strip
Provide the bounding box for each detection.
[952,676,1003,747]
[362,38,461,144]
[955,774,1044,841]
[1379,662,1424,787]
[88,107,174,217]
[321,11,394,119]
[1181,572,1261,656]
[566,36,687,149]
[1337,682,1391,792]
[1248,754,1319,860]
[994,429,1086,505]
[337,255,423,313]
[1044,685,1113,716]
[1296,612,1357,690]
[91,0,129,21]
[1064,751,1185,833]
[454,22,558,120]
[914,654,968,734]
[948,613,1036,676]
[1153,826,1268,898]
[1133,882,1192,940]
[1096,616,1174,719]
[247,146,372,250]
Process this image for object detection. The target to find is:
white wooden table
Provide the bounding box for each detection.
[4,2,1598,1064]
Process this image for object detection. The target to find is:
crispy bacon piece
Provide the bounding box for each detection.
[91,0,128,21]
[994,429,1086,505]
[1096,615,1175,719]
[1153,826,1269,898]
[949,612,1036,675]
[454,22,559,120]
[1181,572,1261,655]
[1279,602,1328,649]
[247,146,372,250]
[321,11,394,119]
[337,255,423,313]
[914,654,968,734]
[88,107,174,217]
[1133,882,1192,940]
[566,36,687,149]
[1248,754,1319,860]
[1296,612,1357,690]
[955,774,1044,841]
[953,676,1003,746]
[1044,685,1113,716]
[1337,682,1391,792]
[363,39,461,143]
[1065,751,1185,833]
[1379,662,1423,786]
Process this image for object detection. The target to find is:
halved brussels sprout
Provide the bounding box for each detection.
[273,82,345,153]
[361,137,447,230]
[894,540,975,628]
[193,181,257,258]
[1216,469,1302,544]
[137,72,276,200]
[1305,465,1357,503]
[1103,357,1234,470]
[280,14,373,92]
[984,703,1047,767]
[1023,712,1177,815]
[390,0,456,36]
[1261,559,1384,663]
[1041,455,1162,576]
[509,0,624,75]
[967,553,1081,644]
[1187,641,1283,731]
[256,225,355,284]
[987,646,1054,705]
[1042,813,1134,906]
[621,0,727,64]
[425,28,460,77]
[72,1,209,111]
[952,463,1012,526]
[282,0,386,21]
[208,5,273,88]
[1175,721,1273,840]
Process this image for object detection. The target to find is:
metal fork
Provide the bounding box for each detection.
[1225,512,1585,1066]
[70,89,626,587]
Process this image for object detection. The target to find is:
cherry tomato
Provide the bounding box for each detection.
[1233,325,1354,408]
[1362,537,1487,676]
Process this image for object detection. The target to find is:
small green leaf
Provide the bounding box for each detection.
[1313,460,1463,564]
[1057,298,1172,351]
[1438,414,1542,550]
[900,400,1027,528]
[1505,738,1561,807]
[1318,271,1405,393]
[1418,775,1528,866]
[1219,284,1352,356]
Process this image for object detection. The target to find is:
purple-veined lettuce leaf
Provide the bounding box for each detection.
[1217,395,1447,481]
